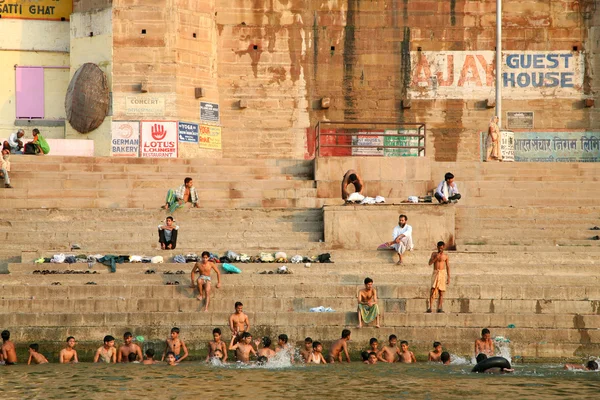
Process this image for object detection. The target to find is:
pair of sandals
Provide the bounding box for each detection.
[166,281,180,285]
[163,271,185,275]
[426,309,444,313]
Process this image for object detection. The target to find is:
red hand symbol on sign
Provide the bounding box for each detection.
[151,124,167,140]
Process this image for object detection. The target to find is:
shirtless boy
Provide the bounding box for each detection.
[398,340,417,363]
[378,334,401,363]
[229,332,257,363]
[165,351,177,366]
[94,335,117,363]
[308,342,327,364]
[328,329,351,363]
[161,327,189,363]
[190,251,222,311]
[59,336,78,364]
[428,341,443,362]
[229,302,250,341]
[427,241,450,313]
[357,277,380,328]
[142,349,157,365]
[1,330,18,365]
[27,344,48,365]
[300,337,313,363]
[368,338,379,354]
[564,360,599,371]
[254,337,276,359]
[118,332,143,363]
[474,328,494,357]
[441,352,451,365]
[206,328,228,362]
[366,352,378,365]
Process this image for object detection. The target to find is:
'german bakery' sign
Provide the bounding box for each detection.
[0,0,72,20]
[409,51,583,99]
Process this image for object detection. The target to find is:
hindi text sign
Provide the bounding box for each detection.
[200,102,220,124]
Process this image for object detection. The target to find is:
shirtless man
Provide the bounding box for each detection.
[357,277,380,328]
[190,251,222,311]
[474,328,495,357]
[27,344,49,365]
[428,341,443,362]
[206,328,228,362]
[328,329,351,363]
[93,335,117,363]
[161,327,188,363]
[398,341,417,363]
[341,169,364,202]
[427,241,450,313]
[378,334,401,363]
[229,302,250,341]
[117,332,143,363]
[229,332,257,363]
[254,337,276,359]
[1,330,17,365]
[300,337,313,363]
[59,336,79,364]
[162,177,199,211]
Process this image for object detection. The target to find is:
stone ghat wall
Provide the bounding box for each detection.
[104,0,600,160]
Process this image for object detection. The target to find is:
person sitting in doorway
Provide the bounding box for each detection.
[341,169,364,202]
[162,177,199,213]
[158,216,179,250]
[435,172,461,204]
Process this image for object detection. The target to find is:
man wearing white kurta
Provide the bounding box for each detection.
[387,214,413,265]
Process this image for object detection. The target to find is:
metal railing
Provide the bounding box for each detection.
[315,121,426,157]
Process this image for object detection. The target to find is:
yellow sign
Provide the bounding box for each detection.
[199,125,222,150]
[0,0,72,21]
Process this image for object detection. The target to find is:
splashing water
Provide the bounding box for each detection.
[449,354,469,365]
[494,336,512,364]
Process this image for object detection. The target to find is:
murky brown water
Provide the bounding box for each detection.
[1,361,600,400]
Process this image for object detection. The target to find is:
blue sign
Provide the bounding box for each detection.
[514,132,600,162]
[178,122,198,143]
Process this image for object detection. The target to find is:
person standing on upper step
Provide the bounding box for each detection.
[158,216,179,250]
[341,169,364,202]
[162,177,199,213]
[435,172,461,204]
[387,214,413,265]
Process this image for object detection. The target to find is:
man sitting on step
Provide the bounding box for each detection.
[386,214,413,265]
[162,177,199,213]
[158,216,179,250]
[435,172,461,204]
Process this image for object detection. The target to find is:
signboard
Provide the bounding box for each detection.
[178,122,199,143]
[140,121,178,158]
[111,121,140,157]
[500,130,515,162]
[0,0,72,20]
[200,102,220,124]
[383,129,419,157]
[199,125,222,149]
[351,131,384,156]
[507,112,534,129]
[409,51,583,99]
[514,132,600,162]
[126,96,165,116]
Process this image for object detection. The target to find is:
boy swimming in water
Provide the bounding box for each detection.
[165,351,177,366]
[94,335,117,363]
[300,337,313,363]
[474,328,494,357]
[328,329,351,363]
[428,341,443,362]
[367,338,379,354]
[27,344,49,365]
[378,334,401,363]
[441,352,451,365]
[161,327,188,363]
[142,349,157,365]
[229,332,257,363]
[1,330,17,365]
[308,342,327,364]
[366,352,378,364]
[398,341,417,363]
[564,360,599,371]
[206,328,228,362]
[255,337,276,359]
[59,336,78,364]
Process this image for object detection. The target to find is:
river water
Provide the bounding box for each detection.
[2,358,600,399]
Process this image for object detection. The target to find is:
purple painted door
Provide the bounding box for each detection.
[16,67,44,119]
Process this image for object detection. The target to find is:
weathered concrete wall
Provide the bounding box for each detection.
[324,204,455,249]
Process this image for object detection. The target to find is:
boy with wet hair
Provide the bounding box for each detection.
[161,327,188,363]
[378,334,401,363]
[428,341,443,362]
[366,352,378,364]
[94,335,117,363]
[229,332,257,363]
[59,336,78,364]
[1,330,17,365]
[229,301,250,342]
[142,349,157,365]
[27,344,49,365]
[190,251,222,311]
[118,331,143,363]
[368,337,379,353]
[441,352,451,365]
[565,360,599,371]
[254,337,276,359]
[309,341,327,364]
[474,328,494,357]
[398,340,417,363]
[206,328,228,362]
[300,337,313,363]
[165,351,177,366]
[328,329,351,363]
